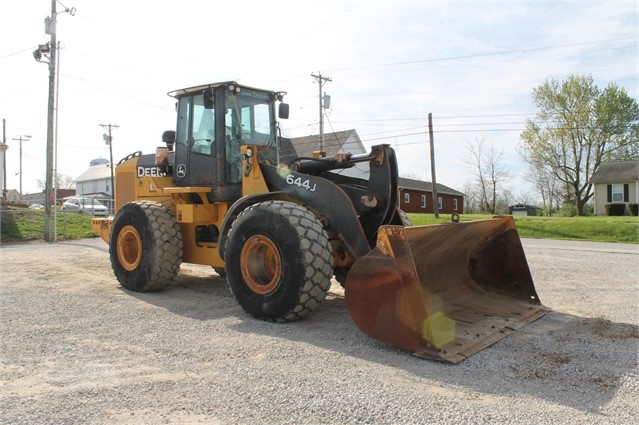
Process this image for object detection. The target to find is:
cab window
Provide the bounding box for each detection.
[176,96,191,147]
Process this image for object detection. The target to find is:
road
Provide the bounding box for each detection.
[522,238,639,254]
[0,237,637,424]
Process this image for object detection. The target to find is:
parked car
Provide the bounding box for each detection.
[28,203,44,210]
[62,197,109,216]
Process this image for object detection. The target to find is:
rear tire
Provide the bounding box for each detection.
[109,201,182,292]
[224,200,333,322]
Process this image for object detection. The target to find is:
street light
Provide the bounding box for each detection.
[32,43,51,63]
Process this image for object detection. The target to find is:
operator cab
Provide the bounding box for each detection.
[164,81,288,202]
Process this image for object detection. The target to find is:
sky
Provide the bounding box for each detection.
[1,0,637,201]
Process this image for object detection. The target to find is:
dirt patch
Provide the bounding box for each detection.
[589,317,639,340]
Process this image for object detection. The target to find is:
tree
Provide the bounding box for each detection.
[37,173,75,190]
[520,74,639,216]
[464,138,510,214]
[462,181,481,214]
[496,188,514,214]
[525,159,561,216]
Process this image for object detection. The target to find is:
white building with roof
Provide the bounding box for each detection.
[73,159,114,212]
[590,160,639,215]
[75,161,112,197]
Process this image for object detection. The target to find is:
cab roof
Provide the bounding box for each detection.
[167,81,275,98]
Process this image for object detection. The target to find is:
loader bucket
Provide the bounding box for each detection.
[344,216,549,363]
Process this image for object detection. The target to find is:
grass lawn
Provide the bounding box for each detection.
[407,213,639,244]
[1,208,637,244]
[0,209,98,243]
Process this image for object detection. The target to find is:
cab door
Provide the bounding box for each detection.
[173,93,217,187]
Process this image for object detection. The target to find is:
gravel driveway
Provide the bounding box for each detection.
[1,238,637,424]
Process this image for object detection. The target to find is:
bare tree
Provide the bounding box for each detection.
[462,181,481,214]
[513,191,538,209]
[464,138,510,214]
[525,160,561,216]
[37,173,75,190]
[497,188,514,214]
[400,172,423,180]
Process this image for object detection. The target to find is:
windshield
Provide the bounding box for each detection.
[225,88,278,181]
[225,88,275,148]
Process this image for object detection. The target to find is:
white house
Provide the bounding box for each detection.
[75,162,112,197]
[74,158,114,211]
[590,160,639,215]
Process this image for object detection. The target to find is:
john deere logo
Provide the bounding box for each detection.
[176,164,186,178]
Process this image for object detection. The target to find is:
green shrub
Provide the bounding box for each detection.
[582,203,594,216]
[629,203,639,216]
[605,203,626,216]
[557,204,577,217]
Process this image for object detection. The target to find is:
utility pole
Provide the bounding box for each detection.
[1,119,7,200]
[11,135,31,200]
[54,40,61,242]
[33,0,74,242]
[44,0,58,242]
[100,123,118,212]
[428,113,439,218]
[44,0,57,242]
[311,73,331,152]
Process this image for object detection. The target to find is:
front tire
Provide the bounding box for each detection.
[224,200,333,322]
[109,201,183,292]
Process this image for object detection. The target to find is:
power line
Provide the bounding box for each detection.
[0,46,38,61]
[327,37,636,73]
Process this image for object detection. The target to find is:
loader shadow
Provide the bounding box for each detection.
[127,270,638,414]
[123,266,238,321]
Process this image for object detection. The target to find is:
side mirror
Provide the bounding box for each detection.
[162,130,176,151]
[279,103,289,119]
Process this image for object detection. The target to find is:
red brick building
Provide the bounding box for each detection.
[398,177,464,214]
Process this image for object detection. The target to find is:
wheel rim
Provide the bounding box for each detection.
[240,235,282,295]
[117,225,143,271]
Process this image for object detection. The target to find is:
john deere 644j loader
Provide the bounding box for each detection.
[92,81,548,363]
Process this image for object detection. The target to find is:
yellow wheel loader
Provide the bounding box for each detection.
[93,81,548,363]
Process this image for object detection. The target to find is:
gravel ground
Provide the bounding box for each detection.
[0,237,637,425]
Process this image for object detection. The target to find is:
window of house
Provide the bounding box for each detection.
[438,196,442,210]
[421,194,426,208]
[453,198,458,211]
[611,184,624,202]
[404,192,410,203]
